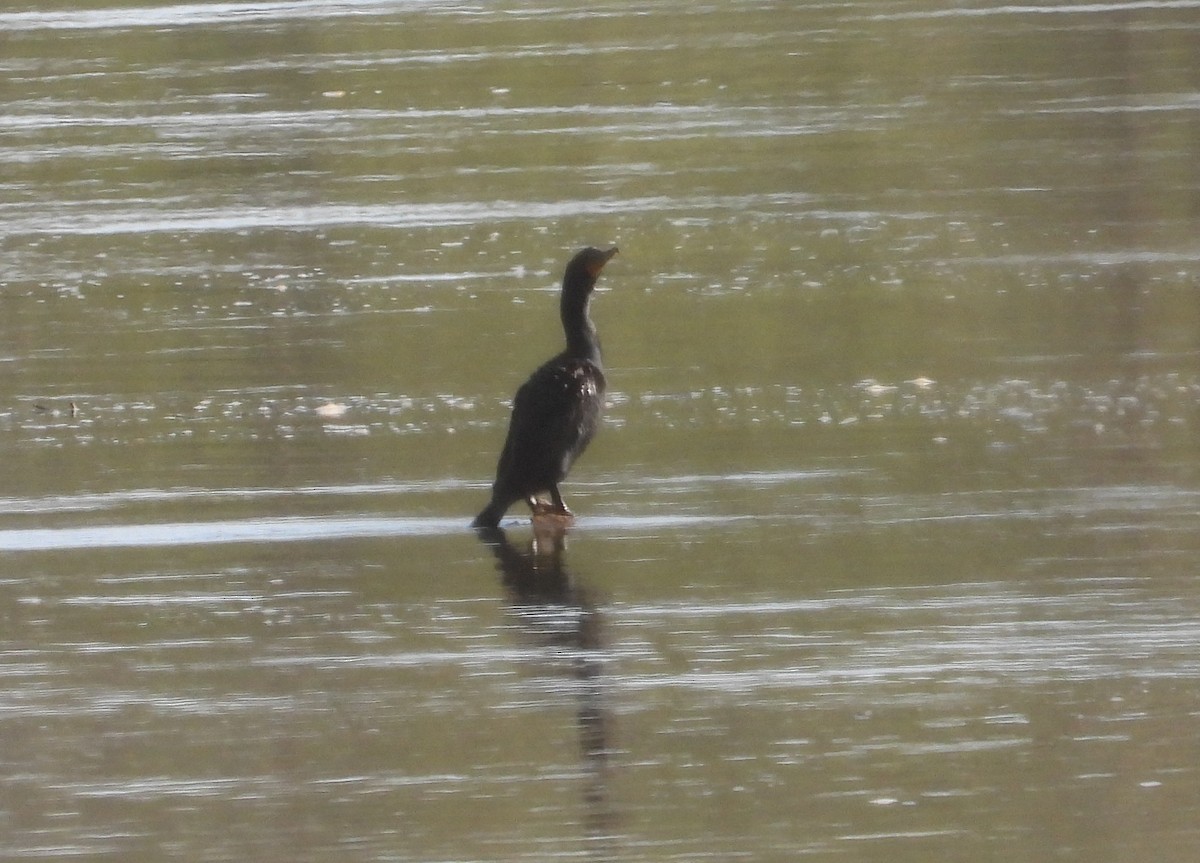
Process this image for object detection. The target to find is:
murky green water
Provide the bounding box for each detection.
[3,1,1200,860]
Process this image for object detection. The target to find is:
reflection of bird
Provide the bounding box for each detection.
[473,246,618,529]
[475,523,616,854]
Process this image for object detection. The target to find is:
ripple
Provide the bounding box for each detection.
[0,0,437,33]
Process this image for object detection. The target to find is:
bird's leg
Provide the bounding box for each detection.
[548,485,574,518]
[527,495,555,517]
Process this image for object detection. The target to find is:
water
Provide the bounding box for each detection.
[2,1,1200,860]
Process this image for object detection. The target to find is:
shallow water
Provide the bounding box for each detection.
[3,1,1200,861]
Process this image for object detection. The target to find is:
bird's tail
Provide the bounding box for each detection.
[471,496,509,529]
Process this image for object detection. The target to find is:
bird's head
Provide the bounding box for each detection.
[565,246,619,289]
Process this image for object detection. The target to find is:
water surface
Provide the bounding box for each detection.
[2,1,1200,860]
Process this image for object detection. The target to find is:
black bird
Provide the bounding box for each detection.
[472,246,618,528]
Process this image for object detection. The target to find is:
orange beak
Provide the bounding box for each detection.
[588,246,619,277]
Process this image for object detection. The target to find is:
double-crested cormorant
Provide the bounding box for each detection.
[472,246,618,528]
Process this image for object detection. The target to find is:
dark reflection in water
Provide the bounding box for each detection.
[477,521,617,860]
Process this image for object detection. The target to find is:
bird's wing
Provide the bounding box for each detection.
[493,358,604,494]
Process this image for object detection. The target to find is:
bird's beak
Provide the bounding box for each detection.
[589,246,619,277]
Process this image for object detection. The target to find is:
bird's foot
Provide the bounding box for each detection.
[530,500,574,523]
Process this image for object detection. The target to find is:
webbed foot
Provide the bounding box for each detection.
[531,501,573,520]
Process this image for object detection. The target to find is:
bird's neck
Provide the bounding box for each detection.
[561,287,601,363]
